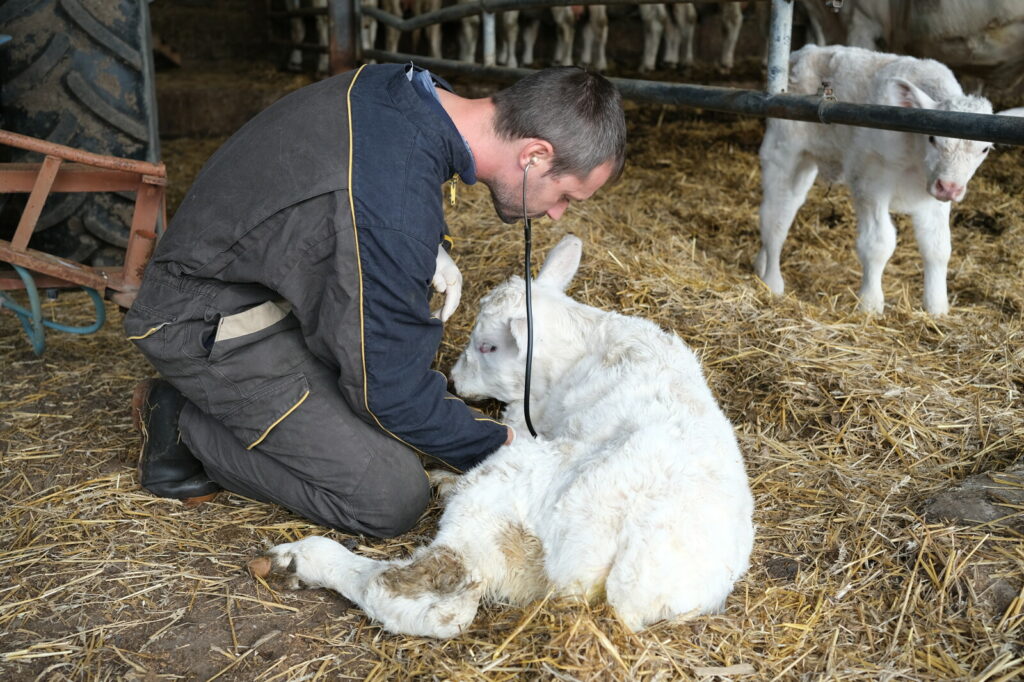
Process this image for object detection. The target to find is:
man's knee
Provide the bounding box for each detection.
[332,452,431,538]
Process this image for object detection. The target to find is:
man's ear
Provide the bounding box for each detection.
[520,139,555,171]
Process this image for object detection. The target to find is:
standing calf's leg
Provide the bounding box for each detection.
[459,14,480,62]
[673,4,696,68]
[383,0,402,54]
[286,0,305,72]
[551,8,576,66]
[719,2,743,72]
[581,6,608,72]
[361,0,378,55]
[638,5,666,73]
[521,18,539,66]
[422,0,442,59]
[853,195,898,314]
[313,0,329,76]
[258,536,483,638]
[756,137,818,295]
[911,203,953,315]
[500,11,520,67]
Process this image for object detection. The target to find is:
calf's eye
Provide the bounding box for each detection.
[928,136,936,145]
[478,343,497,354]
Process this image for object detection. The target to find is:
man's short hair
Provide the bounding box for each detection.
[492,67,626,181]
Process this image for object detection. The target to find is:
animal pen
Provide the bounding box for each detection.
[2,0,1024,679]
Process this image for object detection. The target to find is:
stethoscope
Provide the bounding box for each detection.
[521,158,538,438]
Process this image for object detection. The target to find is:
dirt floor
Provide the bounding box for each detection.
[2,55,1024,680]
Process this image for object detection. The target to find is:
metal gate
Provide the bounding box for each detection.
[305,0,1024,146]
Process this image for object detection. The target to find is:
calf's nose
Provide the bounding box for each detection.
[932,179,964,202]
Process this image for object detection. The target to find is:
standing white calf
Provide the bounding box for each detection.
[253,235,754,637]
[756,44,1024,315]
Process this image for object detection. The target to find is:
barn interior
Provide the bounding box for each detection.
[2,1,1023,680]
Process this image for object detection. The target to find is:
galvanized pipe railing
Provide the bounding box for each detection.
[765,0,793,94]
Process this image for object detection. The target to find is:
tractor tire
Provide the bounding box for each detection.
[0,0,159,266]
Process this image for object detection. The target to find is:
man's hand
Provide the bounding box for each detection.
[431,244,462,323]
[504,426,515,445]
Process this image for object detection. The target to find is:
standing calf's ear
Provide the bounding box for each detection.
[536,235,583,292]
[886,78,937,110]
[996,107,1024,118]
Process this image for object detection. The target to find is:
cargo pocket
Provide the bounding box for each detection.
[202,300,312,450]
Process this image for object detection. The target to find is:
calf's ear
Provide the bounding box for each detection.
[996,107,1024,118]
[536,234,583,292]
[886,77,936,110]
[509,317,529,359]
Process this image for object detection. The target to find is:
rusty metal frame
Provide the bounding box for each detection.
[0,128,166,309]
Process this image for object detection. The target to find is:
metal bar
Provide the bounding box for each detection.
[766,0,793,94]
[12,155,62,252]
[121,182,161,292]
[0,164,145,193]
[328,0,357,74]
[0,129,166,177]
[363,50,1024,146]
[270,37,329,52]
[361,0,746,33]
[0,242,111,290]
[0,272,90,291]
[483,12,496,67]
[268,7,329,17]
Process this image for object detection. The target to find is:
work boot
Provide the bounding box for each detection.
[132,378,221,507]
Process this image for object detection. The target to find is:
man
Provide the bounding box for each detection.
[126,63,626,537]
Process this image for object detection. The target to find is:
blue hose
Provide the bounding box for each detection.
[0,264,106,355]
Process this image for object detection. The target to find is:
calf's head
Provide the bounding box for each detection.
[887,79,1024,202]
[451,235,584,403]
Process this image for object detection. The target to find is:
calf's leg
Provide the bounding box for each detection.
[638,5,666,73]
[911,203,952,315]
[853,195,898,314]
[755,130,817,295]
[673,3,696,68]
[719,2,743,72]
[257,536,483,638]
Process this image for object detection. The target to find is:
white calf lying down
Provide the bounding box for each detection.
[756,44,1024,315]
[252,235,754,637]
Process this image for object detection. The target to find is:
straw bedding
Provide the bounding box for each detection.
[2,74,1023,681]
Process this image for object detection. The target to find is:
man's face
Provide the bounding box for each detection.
[487,160,615,224]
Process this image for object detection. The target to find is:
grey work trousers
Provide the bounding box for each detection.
[125,264,430,537]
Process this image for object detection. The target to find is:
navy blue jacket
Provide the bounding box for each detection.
[152,64,508,469]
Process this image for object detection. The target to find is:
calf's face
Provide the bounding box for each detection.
[451,279,530,403]
[886,80,1024,203]
[451,234,584,404]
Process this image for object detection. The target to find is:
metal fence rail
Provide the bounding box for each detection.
[350,0,1024,146]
